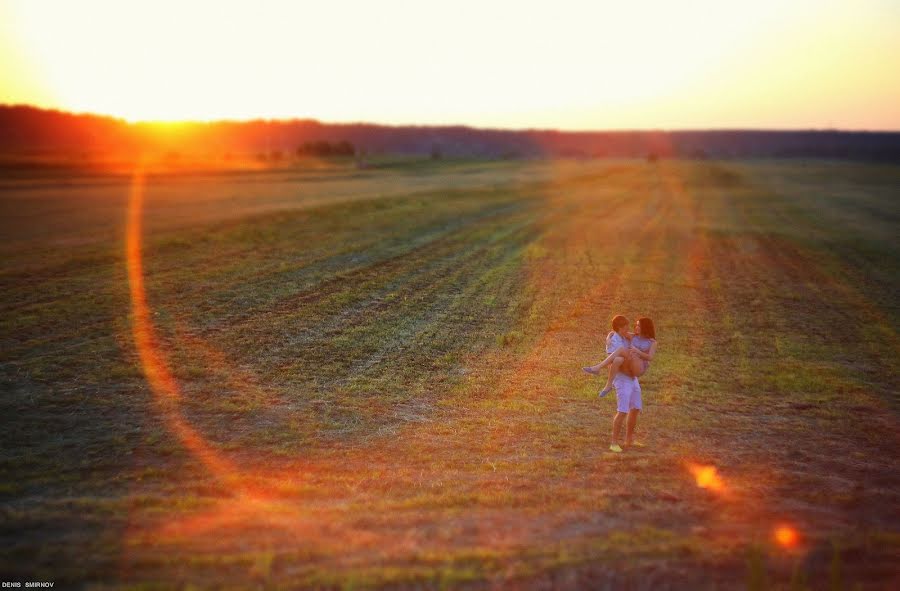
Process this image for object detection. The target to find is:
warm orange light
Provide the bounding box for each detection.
[3,1,899,129]
[774,524,799,548]
[126,162,243,487]
[123,161,323,546]
[688,463,725,492]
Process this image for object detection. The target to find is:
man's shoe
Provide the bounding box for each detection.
[583,366,600,375]
[598,386,613,398]
[609,444,623,453]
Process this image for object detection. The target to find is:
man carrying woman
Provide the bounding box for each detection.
[583,315,657,453]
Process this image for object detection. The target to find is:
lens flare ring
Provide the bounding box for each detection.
[125,163,301,507]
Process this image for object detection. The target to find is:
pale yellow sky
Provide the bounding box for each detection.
[1,0,898,130]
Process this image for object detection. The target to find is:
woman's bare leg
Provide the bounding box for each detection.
[585,346,627,374]
[598,346,627,369]
[599,356,625,396]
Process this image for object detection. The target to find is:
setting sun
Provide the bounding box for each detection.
[2,0,899,129]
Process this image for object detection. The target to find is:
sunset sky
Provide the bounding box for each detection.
[1,0,898,130]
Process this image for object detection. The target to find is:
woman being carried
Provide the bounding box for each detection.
[584,317,657,397]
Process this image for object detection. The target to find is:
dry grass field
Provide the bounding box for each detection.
[1,157,898,589]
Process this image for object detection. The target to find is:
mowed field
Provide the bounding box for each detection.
[1,157,898,590]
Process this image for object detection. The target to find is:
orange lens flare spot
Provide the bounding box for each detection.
[687,463,725,492]
[774,524,799,548]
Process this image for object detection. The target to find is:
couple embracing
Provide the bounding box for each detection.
[583,315,657,453]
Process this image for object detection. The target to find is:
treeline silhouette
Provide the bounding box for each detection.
[2,104,899,162]
[297,140,355,157]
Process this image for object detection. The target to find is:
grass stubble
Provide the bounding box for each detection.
[1,157,898,589]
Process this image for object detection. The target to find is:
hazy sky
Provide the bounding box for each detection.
[2,0,898,130]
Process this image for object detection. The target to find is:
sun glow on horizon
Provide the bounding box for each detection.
[2,0,899,130]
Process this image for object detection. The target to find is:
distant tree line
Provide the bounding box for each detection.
[297,140,355,157]
[4,106,900,163]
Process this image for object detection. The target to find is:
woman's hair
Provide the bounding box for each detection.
[611,315,629,332]
[638,317,656,339]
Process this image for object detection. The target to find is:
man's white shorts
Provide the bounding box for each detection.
[613,374,642,414]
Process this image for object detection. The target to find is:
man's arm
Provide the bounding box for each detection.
[633,342,657,361]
